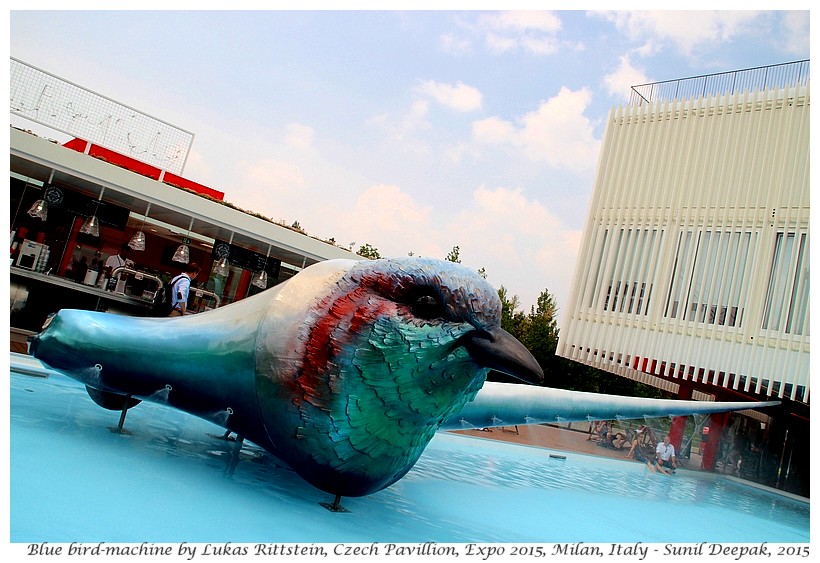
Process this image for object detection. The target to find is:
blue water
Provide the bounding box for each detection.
[9,369,809,543]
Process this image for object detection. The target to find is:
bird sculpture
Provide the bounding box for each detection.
[27,257,778,506]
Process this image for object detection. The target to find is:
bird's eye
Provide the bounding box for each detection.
[412,293,445,320]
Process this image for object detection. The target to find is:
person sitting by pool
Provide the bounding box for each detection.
[610,431,629,449]
[653,434,677,475]
[596,427,628,450]
[626,425,649,459]
[586,419,609,442]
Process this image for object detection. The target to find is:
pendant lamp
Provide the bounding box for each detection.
[172,218,194,264]
[128,202,151,251]
[27,198,48,221]
[26,173,58,221]
[252,245,271,289]
[80,187,105,237]
[214,233,233,276]
[79,215,100,237]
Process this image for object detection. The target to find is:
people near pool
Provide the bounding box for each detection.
[625,424,647,458]
[626,424,658,462]
[650,434,677,475]
[587,421,631,451]
[586,419,610,442]
[609,430,629,450]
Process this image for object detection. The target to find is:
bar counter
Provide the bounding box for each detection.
[10,266,156,332]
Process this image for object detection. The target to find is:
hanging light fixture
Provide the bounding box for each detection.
[252,244,271,289]
[27,198,48,221]
[215,255,230,276]
[26,172,57,221]
[79,215,100,237]
[172,217,194,264]
[128,202,151,251]
[214,233,233,276]
[80,187,105,237]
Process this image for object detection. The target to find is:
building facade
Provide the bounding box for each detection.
[10,58,357,339]
[557,61,809,495]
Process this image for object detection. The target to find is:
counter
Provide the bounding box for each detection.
[10,266,157,332]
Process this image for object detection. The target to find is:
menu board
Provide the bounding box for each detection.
[212,240,281,277]
[59,186,130,230]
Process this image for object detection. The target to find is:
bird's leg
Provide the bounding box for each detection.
[320,494,350,513]
[112,394,133,434]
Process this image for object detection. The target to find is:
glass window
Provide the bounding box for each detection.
[664,230,755,327]
[762,232,809,336]
[592,228,661,315]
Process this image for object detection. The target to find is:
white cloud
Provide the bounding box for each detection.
[417,80,483,112]
[777,11,810,55]
[478,10,563,55]
[440,32,471,55]
[326,183,582,309]
[352,184,432,232]
[442,142,480,165]
[285,123,314,151]
[448,186,581,310]
[290,180,580,309]
[232,158,306,218]
[180,148,213,184]
[472,87,600,173]
[485,31,519,54]
[242,159,304,194]
[520,35,561,55]
[603,55,651,101]
[483,11,562,34]
[368,100,431,141]
[595,11,763,57]
[472,116,516,143]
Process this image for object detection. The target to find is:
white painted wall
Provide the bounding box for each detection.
[558,82,810,402]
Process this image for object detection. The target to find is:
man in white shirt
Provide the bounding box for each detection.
[104,244,135,291]
[655,434,677,474]
[169,263,201,317]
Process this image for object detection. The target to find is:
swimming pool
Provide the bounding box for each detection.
[9,366,809,544]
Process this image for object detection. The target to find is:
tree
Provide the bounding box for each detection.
[357,243,381,260]
[445,245,461,263]
[521,290,560,368]
[496,286,526,343]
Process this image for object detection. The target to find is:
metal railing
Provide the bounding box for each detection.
[188,286,222,310]
[109,266,222,309]
[109,266,164,300]
[630,60,810,106]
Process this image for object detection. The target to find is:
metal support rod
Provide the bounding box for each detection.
[116,394,132,432]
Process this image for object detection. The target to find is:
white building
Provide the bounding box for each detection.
[556,61,809,494]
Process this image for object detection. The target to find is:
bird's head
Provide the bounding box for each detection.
[259,257,542,496]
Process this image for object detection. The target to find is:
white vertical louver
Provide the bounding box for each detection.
[558,79,810,403]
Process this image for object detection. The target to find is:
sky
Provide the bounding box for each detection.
[7,6,811,312]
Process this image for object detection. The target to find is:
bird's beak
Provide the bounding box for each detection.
[466,326,544,385]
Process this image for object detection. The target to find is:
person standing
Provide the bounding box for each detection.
[168,263,201,317]
[104,244,135,291]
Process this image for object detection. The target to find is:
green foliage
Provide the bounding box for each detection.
[445,245,461,263]
[357,243,381,260]
[497,286,526,339]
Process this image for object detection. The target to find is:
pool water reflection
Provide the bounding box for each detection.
[9,370,809,543]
